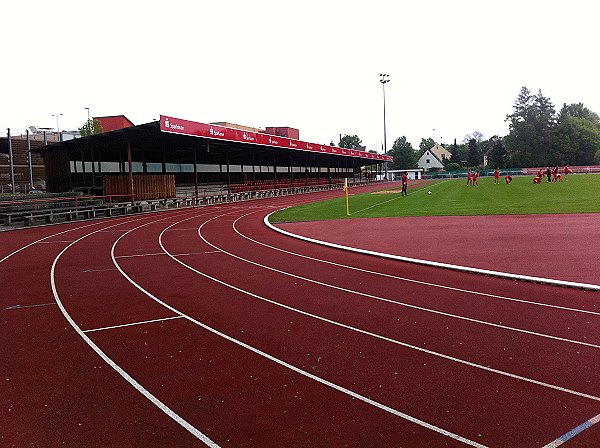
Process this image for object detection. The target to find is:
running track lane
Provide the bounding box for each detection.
[58,205,600,446]
[153,206,600,446]
[1,183,599,447]
[0,210,207,447]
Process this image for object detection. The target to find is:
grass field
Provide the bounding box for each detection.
[270,174,600,223]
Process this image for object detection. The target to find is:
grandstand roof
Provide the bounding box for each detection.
[36,115,391,168]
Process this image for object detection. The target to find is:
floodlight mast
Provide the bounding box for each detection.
[379,74,390,179]
[52,113,63,140]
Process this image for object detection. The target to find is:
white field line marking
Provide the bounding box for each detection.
[115,250,221,259]
[542,412,600,447]
[350,183,435,216]
[49,209,220,448]
[231,212,600,318]
[264,213,600,291]
[83,316,184,333]
[198,214,600,350]
[172,214,600,401]
[110,214,489,448]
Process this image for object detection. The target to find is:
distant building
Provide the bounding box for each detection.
[95,115,135,133]
[417,144,451,170]
[264,126,299,140]
[0,135,46,191]
[383,169,423,181]
[210,122,263,133]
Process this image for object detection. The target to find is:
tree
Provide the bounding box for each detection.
[338,134,362,149]
[467,138,480,166]
[554,116,600,165]
[504,86,558,167]
[445,162,462,171]
[79,118,103,137]
[388,136,417,170]
[486,136,509,168]
[506,86,534,127]
[449,138,468,165]
[462,131,484,144]
[419,137,435,152]
[559,103,600,126]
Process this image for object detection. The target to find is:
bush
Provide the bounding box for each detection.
[445,162,462,172]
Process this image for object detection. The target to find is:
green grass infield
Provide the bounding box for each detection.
[269,174,600,223]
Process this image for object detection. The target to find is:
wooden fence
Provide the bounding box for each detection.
[104,174,176,201]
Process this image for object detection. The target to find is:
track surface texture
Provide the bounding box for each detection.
[1,183,600,447]
[277,214,600,286]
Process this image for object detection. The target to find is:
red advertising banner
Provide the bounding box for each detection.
[160,115,392,162]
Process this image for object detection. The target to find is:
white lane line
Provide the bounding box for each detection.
[0,213,161,267]
[50,210,220,448]
[231,213,600,318]
[82,268,118,273]
[542,412,600,447]
[115,250,221,259]
[198,215,600,351]
[110,215,488,448]
[83,316,184,333]
[164,228,209,232]
[4,303,56,311]
[264,213,600,291]
[36,240,76,244]
[158,214,600,402]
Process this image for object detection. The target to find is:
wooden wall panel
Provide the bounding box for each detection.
[104,174,175,201]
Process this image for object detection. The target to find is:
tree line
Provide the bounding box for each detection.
[338,86,600,170]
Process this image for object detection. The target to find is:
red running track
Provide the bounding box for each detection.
[1,184,600,447]
[277,214,600,287]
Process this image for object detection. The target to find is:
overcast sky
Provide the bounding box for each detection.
[2,0,598,152]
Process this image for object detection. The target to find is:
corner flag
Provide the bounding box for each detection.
[344,178,349,215]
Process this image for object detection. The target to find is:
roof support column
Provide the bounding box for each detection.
[7,129,15,194]
[252,153,256,183]
[81,149,87,190]
[193,147,198,197]
[27,129,33,191]
[317,156,320,180]
[127,142,134,203]
[91,148,96,188]
[226,151,231,193]
[273,154,277,181]
[305,156,309,186]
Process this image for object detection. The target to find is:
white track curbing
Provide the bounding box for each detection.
[264,212,600,291]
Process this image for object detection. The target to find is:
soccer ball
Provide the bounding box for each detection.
[428,191,432,195]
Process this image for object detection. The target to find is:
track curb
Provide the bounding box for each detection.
[264,212,600,291]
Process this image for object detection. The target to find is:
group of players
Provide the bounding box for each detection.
[466,166,571,186]
[466,169,513,185]
[533,166,570,184]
